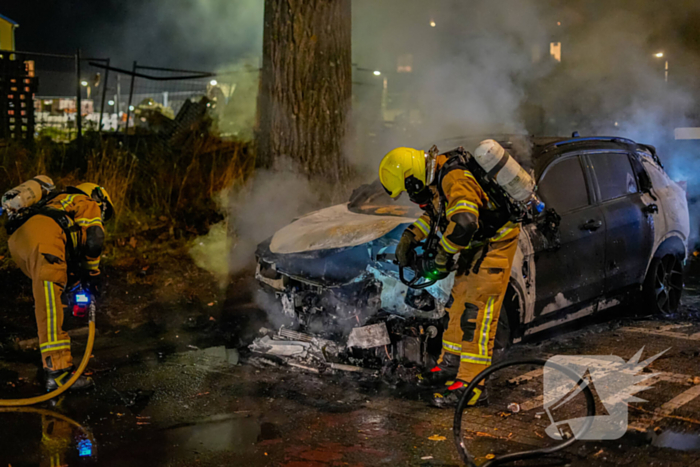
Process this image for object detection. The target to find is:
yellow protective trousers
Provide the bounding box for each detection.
[440,225,519,383]
[8,215,73,371]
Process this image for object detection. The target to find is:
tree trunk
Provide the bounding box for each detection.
[257,0,352,183]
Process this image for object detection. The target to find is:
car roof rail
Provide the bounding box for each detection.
[542,136,665,169]
[551,136,637,148]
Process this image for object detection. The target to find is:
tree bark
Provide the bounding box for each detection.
[257,0,352,183]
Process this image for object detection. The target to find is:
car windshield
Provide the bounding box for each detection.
[347,179,423,217]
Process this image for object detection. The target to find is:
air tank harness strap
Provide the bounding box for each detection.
[31,177,54,192]
[36,208,81,260]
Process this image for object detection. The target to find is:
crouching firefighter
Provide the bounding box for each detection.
[3,177,114,392]
[378,141,543,408]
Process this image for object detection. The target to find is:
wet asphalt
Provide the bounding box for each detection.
[1,272,700,466]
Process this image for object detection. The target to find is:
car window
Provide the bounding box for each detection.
[537,156,589,213]
[589,153,638,202]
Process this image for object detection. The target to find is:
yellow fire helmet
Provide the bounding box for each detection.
[75,183,115,222]
[378,147,427,198]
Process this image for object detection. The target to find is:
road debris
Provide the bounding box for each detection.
[428,435,446,441]
[329,363,365,373]
[507,402,521,413]
[288,362,320,373]
[347,323,391,349]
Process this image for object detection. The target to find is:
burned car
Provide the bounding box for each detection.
[253,136,690,371]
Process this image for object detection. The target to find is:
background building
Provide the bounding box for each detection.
[0,13,17,51]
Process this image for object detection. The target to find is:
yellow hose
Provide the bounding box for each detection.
[0,305,96,407]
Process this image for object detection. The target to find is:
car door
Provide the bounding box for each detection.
[534,155,606,317]
[586,151,654,293]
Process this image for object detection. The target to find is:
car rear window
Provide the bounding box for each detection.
[589,153,638,202]
[537,156,589,213]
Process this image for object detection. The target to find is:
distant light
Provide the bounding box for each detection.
[80,80,88,87]
[654,52,664,58]
[550,42,562,62]
[129,105,135,111]
[108,100,115,106]
[373,70,381,76]
[557,21,562,26]
[430,20,436,27]
[210,79,218,86]
[614,121,619,127]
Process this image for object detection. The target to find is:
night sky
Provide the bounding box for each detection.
[5,1,700,73]
[2,0,264,70]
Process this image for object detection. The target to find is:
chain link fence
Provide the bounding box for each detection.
[91,62,259,141]
[0,49,260,147]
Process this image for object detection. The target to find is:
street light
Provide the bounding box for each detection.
[373,70,381,76]
[430,20,436,27]
[653,52,668,82]
[108,100,115,106]
[210,79,218,86]
[129,105,135,111]
[80,80,88,87]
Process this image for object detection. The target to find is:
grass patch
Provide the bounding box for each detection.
[0,122,254,271]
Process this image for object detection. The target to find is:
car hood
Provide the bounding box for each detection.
[270,203,417,254]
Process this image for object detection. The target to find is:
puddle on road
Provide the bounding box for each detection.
[652,430,700,451]
[0,409,98,466]
[1,410,280,466]
[161,414,264,453]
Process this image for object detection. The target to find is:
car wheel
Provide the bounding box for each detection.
[642,254,684,315]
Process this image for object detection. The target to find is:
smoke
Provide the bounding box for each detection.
[213,60,260,140]
[189,159,325,284]
[98,0,264,70]
[349,0,554,177]
[350,0,700,186]
[181,0,700,265]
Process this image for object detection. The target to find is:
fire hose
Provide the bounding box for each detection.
[0,299,96,407]
[453,358,596,466]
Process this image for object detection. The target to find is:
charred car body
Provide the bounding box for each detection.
[253,136,690,371]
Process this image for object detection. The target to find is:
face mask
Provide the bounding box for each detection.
[405,175,432,206]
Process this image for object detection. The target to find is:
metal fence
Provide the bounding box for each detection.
[0,49,259,147]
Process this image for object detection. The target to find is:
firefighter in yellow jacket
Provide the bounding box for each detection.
[379,147,520,408]
[7,182,114,391]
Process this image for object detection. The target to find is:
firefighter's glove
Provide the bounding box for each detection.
[82,271,103,299]
[425,246,451,281]
[395,230,417,267]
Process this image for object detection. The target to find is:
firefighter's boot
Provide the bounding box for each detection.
[430,380,488,409]
[418,353,459,387]
[45,366,94,392]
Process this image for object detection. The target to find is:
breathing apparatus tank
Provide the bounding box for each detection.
[473,140,544,213]
[1,176,55,217]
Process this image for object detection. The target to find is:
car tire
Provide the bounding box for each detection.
[641,254,684,315]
